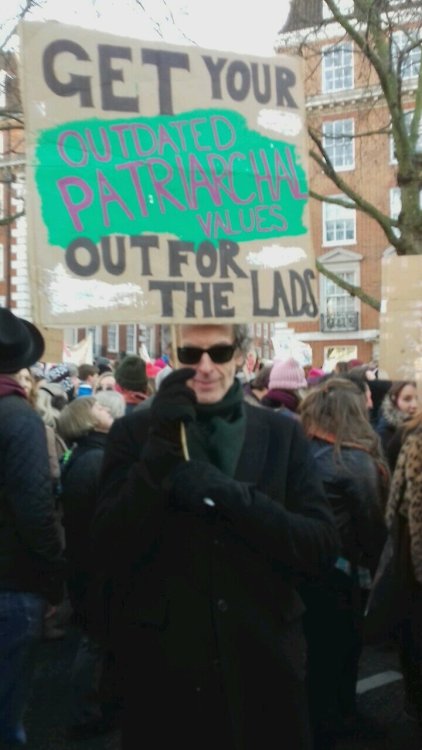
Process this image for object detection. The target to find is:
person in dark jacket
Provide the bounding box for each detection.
[300,378,388,748]
[114,355,149,414]
[91,323,338,750]
[0,308,64,746]
[57,396,116,740]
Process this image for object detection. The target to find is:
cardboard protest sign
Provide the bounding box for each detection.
[20,21,317,325]
[40,326,64,363]
[379,255,422,381]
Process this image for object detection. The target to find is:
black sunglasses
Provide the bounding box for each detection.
[177,344,236,365]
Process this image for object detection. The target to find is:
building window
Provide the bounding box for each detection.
[392,30,421,80]
[323,119,354,170]
[321,271,358,332]
[0,243,4,280]
[390,110,422,163]
[324,345,358,372]
[322,43,353,92]
[126,324,136,354]
[323,196,356,245]
[322,0,354,19]
[87,326,101,357]
[390,186,401,237]
[0,184,4,220]
[107,324,119,353]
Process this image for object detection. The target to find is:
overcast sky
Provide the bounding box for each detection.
[2,0,292,55]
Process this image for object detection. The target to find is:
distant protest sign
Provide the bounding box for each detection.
[379,255,422,381]
[20,21,317,325]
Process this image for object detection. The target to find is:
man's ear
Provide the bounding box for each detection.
[235,350,245,369]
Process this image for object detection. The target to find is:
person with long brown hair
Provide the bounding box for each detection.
[299,378,388,748]
[376,380,418,468]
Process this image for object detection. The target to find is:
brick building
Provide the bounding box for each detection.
[275,0,421,370]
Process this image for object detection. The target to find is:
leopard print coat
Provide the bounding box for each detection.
[386,426,422,584]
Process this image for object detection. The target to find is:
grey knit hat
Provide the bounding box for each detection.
[115,355,147,392]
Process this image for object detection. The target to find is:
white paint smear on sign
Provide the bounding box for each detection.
[246,245,307,269]
[257,109,302,137]
[45,264,145,313]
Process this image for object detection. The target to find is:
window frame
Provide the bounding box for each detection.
[322,42,354,93]
[323,118,355,171]
[107,323,119,354]
[125,324,137,354]
[319,249,362,331]
[392,30,421,81]
[322,195,356,246]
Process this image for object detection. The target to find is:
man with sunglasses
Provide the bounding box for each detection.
[92,323,338,750]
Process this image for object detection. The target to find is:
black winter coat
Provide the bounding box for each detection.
[61,431,107,621]
[308,438,387,574]
[92,401,338,750]
[0,393,64,603]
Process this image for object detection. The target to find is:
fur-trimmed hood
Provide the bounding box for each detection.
[379,393,409,430]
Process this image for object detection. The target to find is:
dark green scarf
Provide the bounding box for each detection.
[186,379,246,477]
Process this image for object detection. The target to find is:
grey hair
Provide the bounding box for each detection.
[233,324,251,356]
[95,390,126,419]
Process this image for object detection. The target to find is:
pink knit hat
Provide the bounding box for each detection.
[269,358,307,391]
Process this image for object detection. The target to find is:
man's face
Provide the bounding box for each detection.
[178,325,243,405]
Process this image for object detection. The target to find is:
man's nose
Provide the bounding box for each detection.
[197,352,214,371]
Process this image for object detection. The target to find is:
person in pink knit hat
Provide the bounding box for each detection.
[262,357,308,414]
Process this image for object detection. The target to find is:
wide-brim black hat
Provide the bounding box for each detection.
[0,308,45,373]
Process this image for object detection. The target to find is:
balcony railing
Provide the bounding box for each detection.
[320,312,359,332]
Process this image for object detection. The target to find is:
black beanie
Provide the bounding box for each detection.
[115,355,147,392]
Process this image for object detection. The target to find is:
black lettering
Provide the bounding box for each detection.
[303,268,319,317]
[202,56,227,99]
[168,241,194,277]
[213,282,234,316]
[99,45,139,112]
[226,61,250,102]
[196,241,218,278]
[251,270,277,315]
[275,67,298,108]
[218,240,248,279]
[251,63,271,104]
[101,235,125,275]
[185,282,212,317]
[141,49,190,115]
[273,271,293,316]
[289,269,307,316]
[66,238,99,276]
[42,40,93,107]
[130,235,158,276]
[149,280,185,316]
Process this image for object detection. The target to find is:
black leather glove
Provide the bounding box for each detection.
[150,367,197,443]
[170,460,241,516]
[142,368,197,487]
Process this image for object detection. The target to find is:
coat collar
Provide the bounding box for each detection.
[234,403,269,483]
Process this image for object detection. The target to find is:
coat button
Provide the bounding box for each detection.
[217,598,228,612]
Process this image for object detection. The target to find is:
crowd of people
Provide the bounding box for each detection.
[1,308,422,749]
